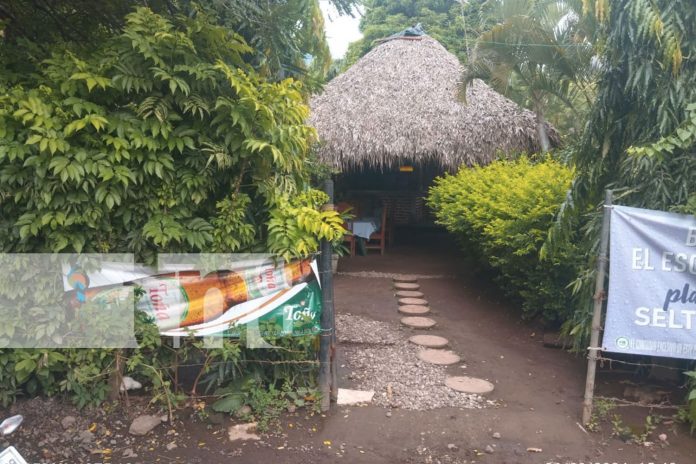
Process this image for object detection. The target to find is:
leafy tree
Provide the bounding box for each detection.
[0,0,357,83]
[0,7,344,261]
[544,0,696,346]
[540,0,696,428]
[196,0,333,84]
[0,6,347,410]
[461,0,597,149]
[342,0,489,67]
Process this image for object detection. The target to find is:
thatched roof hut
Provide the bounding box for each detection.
[309,36,556,171]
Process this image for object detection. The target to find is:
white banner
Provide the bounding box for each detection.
[604,205,696,359]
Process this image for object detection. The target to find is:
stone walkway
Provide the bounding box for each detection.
[393,276,495,396]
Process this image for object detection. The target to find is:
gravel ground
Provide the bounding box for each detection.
[336,313,402,345]
[336,313,494,411]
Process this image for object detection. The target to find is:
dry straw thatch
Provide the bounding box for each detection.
[309,36,557,171]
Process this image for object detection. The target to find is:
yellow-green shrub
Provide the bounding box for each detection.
[427,157,577,323]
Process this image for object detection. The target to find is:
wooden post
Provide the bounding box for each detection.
[318,179,336,411]
[582,190,612,425]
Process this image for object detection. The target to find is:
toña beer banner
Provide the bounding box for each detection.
[604,206,696,360]
[59,254,322,343]
[0,254,321,348]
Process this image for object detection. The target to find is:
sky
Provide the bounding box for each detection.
[319,1,363,59]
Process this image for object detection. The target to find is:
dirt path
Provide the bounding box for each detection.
[324,239,696,464]
[6,237,696,463]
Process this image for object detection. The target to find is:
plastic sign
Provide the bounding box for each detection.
[0,446,28,464]
[67,256,322,339]
[604,205,696,359]
[0,254,323,348]
[399,165,414,172]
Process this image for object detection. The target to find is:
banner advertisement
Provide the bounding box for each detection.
[604,205,696,359]
[69,255,323,339]
[0,254,321,348]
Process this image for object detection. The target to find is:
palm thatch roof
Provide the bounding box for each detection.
[309,36,558,171]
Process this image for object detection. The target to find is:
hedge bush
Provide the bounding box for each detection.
[427,156,577,324]
[0,7,342,410]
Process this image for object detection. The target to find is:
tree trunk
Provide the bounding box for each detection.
[534,100,551,153]
[108,349,124,402]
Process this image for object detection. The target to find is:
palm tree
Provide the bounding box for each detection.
[460,0,596,150]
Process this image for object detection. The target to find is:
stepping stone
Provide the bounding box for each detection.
[409,334,449,348]
[398,297,428,306]
[393,275,418,283]
[445,376,495,395]
[395,290,424,298]
[398,305,431,316]
[418,349,461,365]
[400,316,436,329]
[394,282,420,291]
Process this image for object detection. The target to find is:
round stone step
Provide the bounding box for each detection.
[395,290,425,299]
[393,275,418,283]
[398,305,431,316]
[400,316,436,329]
[398,297,428,306]
[409,334,449,348]
[445,376,495,395]
[393,282,420,291]
[418,349,461,365]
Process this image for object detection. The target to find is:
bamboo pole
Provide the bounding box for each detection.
[318,179,335,411]
[582,190,612,425]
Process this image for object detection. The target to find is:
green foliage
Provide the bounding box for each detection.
[428,156,576,323]
[462,0,597,145]
[344,0,595,138]
[213,377,319,432]
[627,103,696,161]
[546,0,696,348]
[268,190,345,260]
[343,0,489,67]
[0,7,343,261]
[0,6,343,412]
[193,0,334,84]
[208,330,322,431]
[0,0,356,83]
[0,348,114,408]
[0,0,166,44]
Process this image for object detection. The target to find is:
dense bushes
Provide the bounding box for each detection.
[0,7,344,260]
[427,157,577,324]
[0,7,342,412]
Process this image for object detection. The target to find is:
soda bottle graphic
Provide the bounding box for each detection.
[139,259,313,330]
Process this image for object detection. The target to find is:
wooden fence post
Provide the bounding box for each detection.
[318,179,336,411]
[582,189,612,425]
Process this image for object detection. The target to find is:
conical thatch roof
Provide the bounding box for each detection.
[309,36,557,171]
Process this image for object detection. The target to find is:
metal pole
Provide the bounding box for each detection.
[582,189,612,425]
[318,179,335,411]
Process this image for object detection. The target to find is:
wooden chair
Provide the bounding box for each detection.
[365,206,388,255]
[336,202,356,257]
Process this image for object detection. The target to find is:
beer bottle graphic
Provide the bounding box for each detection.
[139,259,313,330]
